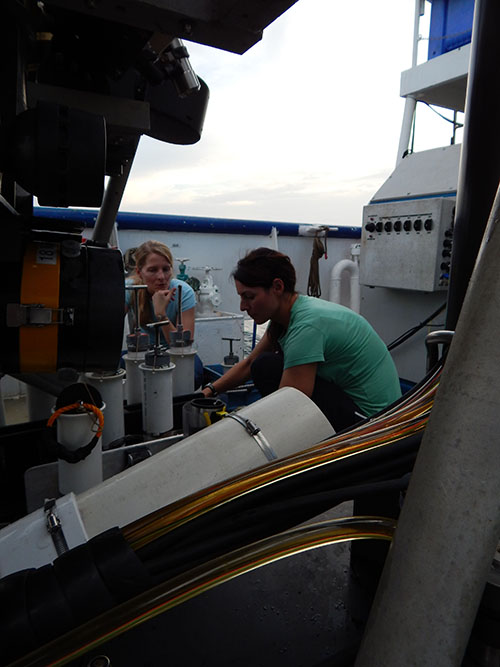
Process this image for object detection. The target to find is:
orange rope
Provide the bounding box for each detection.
[47,402,104,438]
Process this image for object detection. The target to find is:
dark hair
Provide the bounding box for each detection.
[232,248,296,292]
[232,248,296,348]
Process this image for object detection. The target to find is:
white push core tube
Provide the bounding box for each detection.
[83,370,125,449]
[169,346,196,395]
[124,351,146,405]
[76,387,334,537]
[140,362,175,436]
[57,407,104,495]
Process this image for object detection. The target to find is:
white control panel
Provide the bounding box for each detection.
[360,198,455,292]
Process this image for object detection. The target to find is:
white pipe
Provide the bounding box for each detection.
[329,257,360,313]
[76,387,333,538]
[57,407,104,495]
[83,370,125,449]
[140,362,175,436]
[0,493,88,576]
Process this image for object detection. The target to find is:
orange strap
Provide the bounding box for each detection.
[47,402,104,439]
[20,242,60,372]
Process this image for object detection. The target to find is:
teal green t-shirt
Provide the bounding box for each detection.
[278,295,401,416]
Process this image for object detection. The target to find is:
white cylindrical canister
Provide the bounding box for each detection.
[168,346,196,396]
[77,387,335,537]
[83,370,125,449]
[57,405,105,496]
[140,362,175,437]
[123,351,146,405]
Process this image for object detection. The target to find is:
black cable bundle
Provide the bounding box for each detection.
[132,363,442,581]
[2,361,441,666]
[136,432,421,582]
[0,528,152,667]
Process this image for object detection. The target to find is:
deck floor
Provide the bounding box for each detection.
[2,396,28,426]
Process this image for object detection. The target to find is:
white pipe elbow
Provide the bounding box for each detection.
[329,259,360,313]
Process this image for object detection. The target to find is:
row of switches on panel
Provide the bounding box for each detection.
[365,218,434,233]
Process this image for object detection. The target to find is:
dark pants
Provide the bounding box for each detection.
[250,351,363,432]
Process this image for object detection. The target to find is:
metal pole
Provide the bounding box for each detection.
[92,136,140,245]
[395,0,421,165]
[412,0,423,68]
[445,0,500,330]
[396,97,417,165]
[355,181,500,666]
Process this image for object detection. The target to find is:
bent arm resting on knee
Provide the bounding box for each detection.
[279,362,317,397]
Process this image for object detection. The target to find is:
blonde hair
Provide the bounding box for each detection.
[130,240,174,327]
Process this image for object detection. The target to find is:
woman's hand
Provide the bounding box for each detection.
[152,286,176,319]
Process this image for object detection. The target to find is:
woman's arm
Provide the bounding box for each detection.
[156,305,195,345]
[152,287,176,343]
[180,306,195,339]
[159,281,196,343]
[202,331,273,397]
[279,362,317,397]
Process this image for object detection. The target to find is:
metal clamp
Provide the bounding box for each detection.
[44,498,69,556]
[224,413,278,462]
[7,303,75,327]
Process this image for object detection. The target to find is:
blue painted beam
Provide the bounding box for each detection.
[33,207,361,239]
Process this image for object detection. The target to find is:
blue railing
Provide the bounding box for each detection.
[33,207,361,240]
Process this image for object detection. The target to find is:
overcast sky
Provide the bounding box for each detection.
[121,0,462,227]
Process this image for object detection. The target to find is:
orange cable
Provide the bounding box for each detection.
[47,402,104,438]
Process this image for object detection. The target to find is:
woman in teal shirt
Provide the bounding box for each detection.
[125,240,196,346]
[202,248,401,431]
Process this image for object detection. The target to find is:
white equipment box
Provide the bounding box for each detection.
[195,312,244,365]
[360,198,455,292]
